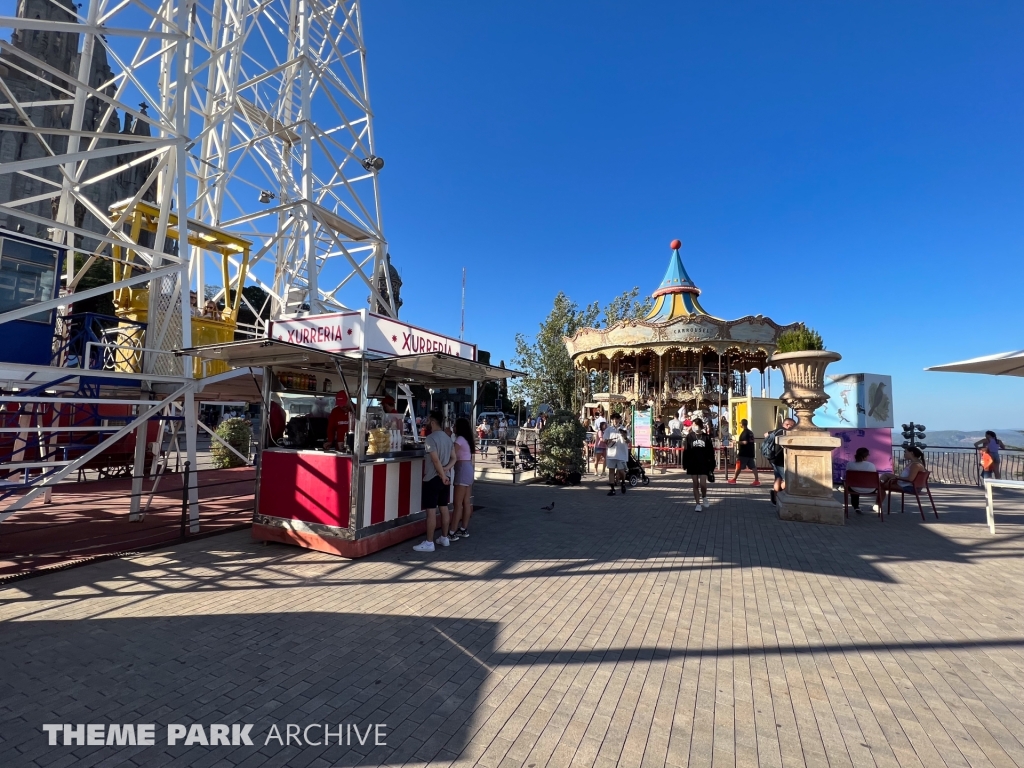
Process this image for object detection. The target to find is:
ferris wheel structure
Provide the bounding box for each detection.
[0,0,395,519]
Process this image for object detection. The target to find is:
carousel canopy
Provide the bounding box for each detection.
[565,239,797,365]
[646,242,714,321]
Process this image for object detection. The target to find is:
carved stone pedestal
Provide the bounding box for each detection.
[776,432,844,525]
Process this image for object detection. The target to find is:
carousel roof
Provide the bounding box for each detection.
[563,238,799,364]
[645,241,715,322]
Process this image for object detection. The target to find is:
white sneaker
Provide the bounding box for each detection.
[695,504,703,512]
[871,504,880,514]
[413,540,435,552]
[437,536,450,547]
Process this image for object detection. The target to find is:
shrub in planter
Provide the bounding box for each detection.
[538,409,586,484]
[776,324,825,353]
[211,417,252,469]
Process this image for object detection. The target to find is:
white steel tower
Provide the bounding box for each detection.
[0,0,393,519]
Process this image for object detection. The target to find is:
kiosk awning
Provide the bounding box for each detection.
[177,339,521,387]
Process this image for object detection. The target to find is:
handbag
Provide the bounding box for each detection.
[708,470,716,483]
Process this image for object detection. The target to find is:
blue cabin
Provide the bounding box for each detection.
[0,231,66,366]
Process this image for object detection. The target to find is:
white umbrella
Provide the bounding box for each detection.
[927,349,1024,377]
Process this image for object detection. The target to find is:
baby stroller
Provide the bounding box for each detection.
[626,451,650,487]
[501,444,538,471]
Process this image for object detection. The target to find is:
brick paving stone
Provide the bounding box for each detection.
[1,479,1024,767]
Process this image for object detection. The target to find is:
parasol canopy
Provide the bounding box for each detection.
[926,349,1024,377]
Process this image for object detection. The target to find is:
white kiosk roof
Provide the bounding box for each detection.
[178,339,521,388]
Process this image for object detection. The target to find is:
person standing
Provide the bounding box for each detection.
[602,412,630,496]
[974,431,1005,480]
[683,418,716,511]
[593,409,607,434]
[413,411,457,552]
[593,428,607,476]
[728,418,760,486]
[448,417,476,540]
[667,412,682,448]
[765,417,795,505]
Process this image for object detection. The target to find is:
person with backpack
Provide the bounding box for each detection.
[683,418,716,512]
[763,417,795,505]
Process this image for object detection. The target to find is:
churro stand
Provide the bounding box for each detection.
[182,310,517,557]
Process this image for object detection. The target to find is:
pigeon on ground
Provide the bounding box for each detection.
[541,502,555,511]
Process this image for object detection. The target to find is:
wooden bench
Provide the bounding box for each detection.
[983,478,1024,534]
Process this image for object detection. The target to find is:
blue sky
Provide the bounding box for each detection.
[366,1,1024,430]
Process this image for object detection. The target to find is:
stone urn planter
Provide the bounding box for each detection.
[769,349,843,524]
[769,350,842,431]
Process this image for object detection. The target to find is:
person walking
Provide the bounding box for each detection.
[602,412,631,496]
[683,417,716,511]
[765,417,795,505]
[413,411,456,552]
[728,418,760,486]
[448,417,476,540]
[974,431,1005,480]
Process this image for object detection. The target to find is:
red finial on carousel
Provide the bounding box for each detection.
[670,239,682,250]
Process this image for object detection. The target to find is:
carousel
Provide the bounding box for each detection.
[566,239,799,433]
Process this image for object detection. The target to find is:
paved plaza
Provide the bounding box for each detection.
[2,476,1023,768]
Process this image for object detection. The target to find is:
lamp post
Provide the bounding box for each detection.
[901,423,927,451]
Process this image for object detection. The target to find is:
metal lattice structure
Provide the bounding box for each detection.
[0,0,393,521]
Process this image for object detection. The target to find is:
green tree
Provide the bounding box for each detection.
[511,292,598,411]
[602,286,652,327]
[776,324,825,352]
[538,409,586,483]
[211,417,252,468]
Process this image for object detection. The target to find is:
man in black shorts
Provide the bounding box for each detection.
[728,418,760,486]
[414,411,457,552]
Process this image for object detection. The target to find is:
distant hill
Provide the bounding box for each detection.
[890,429,1024,450]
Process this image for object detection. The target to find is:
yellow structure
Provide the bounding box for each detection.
[109,200,252,377]
[728,393,787,439]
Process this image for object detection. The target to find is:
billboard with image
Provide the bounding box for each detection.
[813,373,893,430]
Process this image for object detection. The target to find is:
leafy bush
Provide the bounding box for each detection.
[538,409,586,483]
[211,417,252,469]
[776,324,825,353]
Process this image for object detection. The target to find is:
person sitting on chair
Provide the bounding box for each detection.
[845,447,879,514]
[879,446,926,498]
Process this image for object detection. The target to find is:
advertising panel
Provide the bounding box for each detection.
[814,373,894,430]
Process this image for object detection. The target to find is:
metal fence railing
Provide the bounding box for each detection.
[891,446,1024,487]
[476,434,541,474]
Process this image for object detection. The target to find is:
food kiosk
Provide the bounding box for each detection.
[182,310,518,557]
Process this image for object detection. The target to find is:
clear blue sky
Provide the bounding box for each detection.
[367,1,1024,431]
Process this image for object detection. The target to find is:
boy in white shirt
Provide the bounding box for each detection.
[602,412,631,496]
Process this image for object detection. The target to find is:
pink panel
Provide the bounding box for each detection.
[258,451,352,528]
[829,428,893,484]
